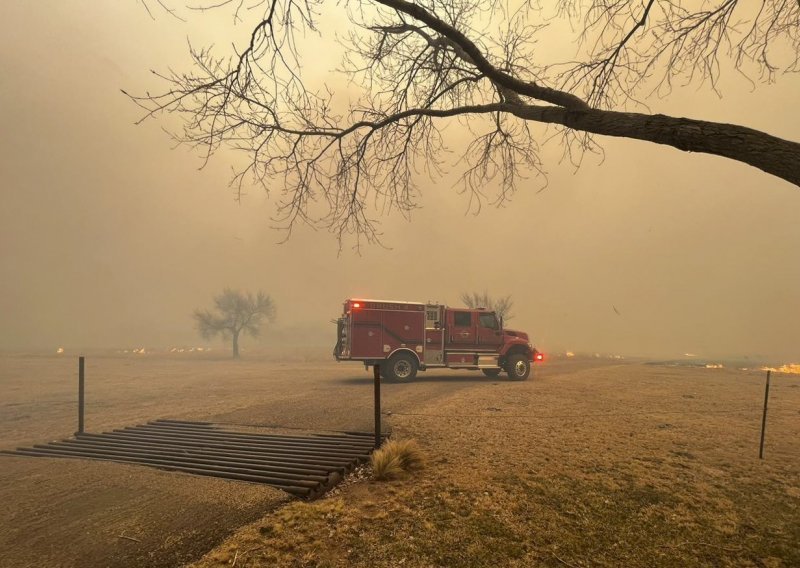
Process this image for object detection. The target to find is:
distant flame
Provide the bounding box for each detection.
[761,363,800,375]
[56,347,64,354]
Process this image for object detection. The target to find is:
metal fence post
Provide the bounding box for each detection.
[77,356,85,435]
[373,364,381,449]
[759,370,771,459]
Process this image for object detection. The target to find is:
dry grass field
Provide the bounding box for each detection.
[1,352,798,567]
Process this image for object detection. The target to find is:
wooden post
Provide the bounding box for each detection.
[759,370,771,459]
[77,356,85,435]
[373,364,381,449]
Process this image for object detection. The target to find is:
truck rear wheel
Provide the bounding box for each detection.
[481,368,502,377]
[506,354,530,381]
[384,353,418,381]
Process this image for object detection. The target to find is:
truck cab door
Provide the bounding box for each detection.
[476,312,503,349]
[448,310,476,345]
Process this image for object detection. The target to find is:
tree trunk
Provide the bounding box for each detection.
[509,105,800,186]
[232,331,240,359]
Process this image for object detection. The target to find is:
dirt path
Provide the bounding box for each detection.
[0,458,288,568]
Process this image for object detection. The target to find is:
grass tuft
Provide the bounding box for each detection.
[371,439,425,480]
[392,439,425,471]
[371,452,405,480]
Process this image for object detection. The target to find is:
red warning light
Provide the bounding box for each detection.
[535,352,544,361]
[352,302,361,308]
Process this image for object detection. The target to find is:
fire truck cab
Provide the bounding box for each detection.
[334,299,541,381]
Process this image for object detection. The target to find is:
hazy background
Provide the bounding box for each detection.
[1,2,798,362]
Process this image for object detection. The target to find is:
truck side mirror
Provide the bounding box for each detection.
[499,316,504,329]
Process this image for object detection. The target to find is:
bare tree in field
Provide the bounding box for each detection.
[461,291,514,322]
[193,289,276,358]
[130,0,799,245]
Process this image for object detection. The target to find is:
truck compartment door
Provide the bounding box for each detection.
[423,304,444,365]
[350,311,383,358]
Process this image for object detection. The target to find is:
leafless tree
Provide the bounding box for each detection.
[129,0,800,246]
[461,290,514,322]
[193,289,276,358]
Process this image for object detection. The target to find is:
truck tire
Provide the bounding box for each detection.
[481,368,502,377]
[506,354,530,381]
[384,352,418,381]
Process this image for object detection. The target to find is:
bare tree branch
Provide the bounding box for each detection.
[130,0,800,246]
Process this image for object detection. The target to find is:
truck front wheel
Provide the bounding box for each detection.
[506,354,530,381]
[481,368,502,377]
[384,353,418,382]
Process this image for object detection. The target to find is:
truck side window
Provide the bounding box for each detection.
[453,312,471,327]
[478,313,498,330]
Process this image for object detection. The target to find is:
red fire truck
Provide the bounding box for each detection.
[333,299,542,381]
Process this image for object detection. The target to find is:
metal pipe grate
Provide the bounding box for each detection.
[3,419,381,498]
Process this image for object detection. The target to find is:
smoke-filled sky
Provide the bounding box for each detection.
[1,2,798,361]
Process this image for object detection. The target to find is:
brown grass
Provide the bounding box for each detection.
[371,439,425,480]
[189,361,800,568]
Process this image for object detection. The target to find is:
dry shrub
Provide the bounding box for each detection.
[371,439,424,481]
